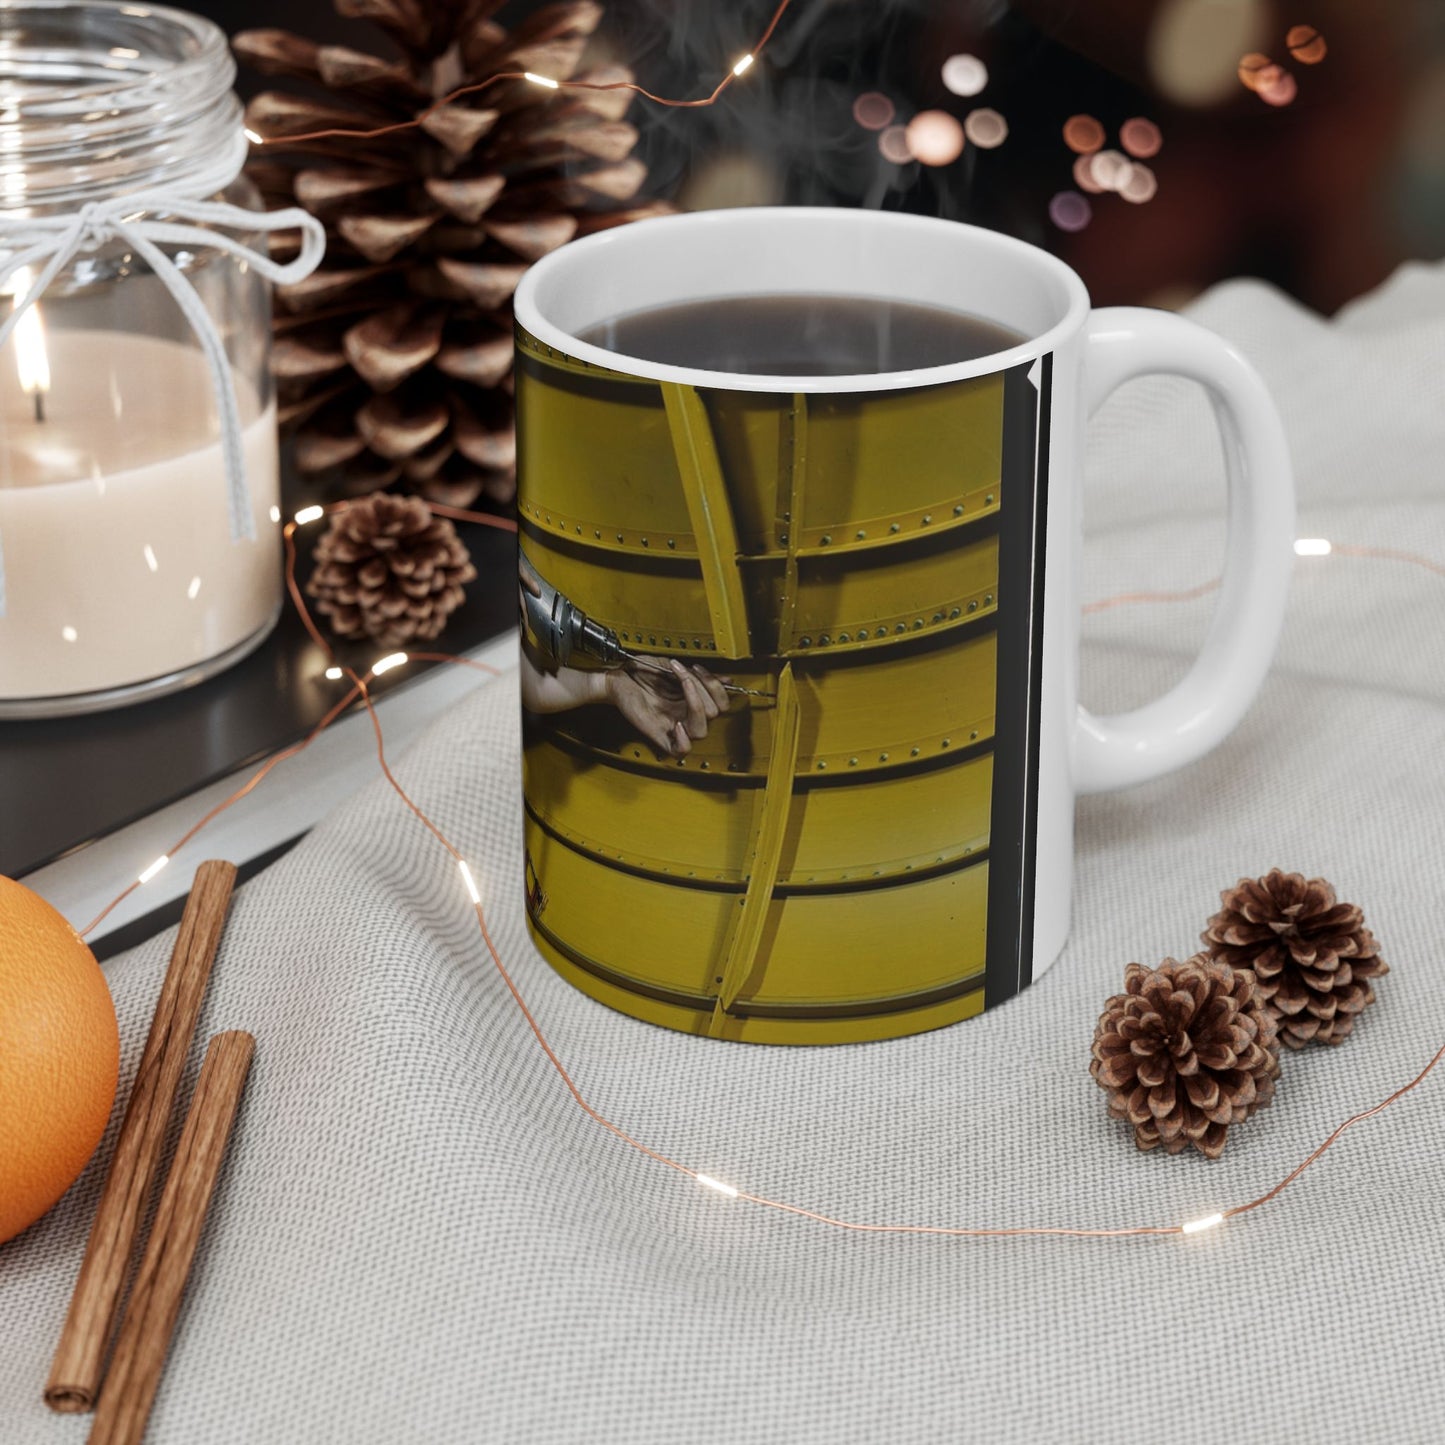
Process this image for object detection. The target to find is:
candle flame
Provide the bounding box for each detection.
[7,267,50,408]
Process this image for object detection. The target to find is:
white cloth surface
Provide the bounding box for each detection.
[4,266,1444,1444]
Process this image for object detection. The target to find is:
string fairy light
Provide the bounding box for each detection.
[78,495,1445,1246]
[246,0,794,149]
[695,1174,741,1198]
[1180,1213,1224,1235]
[458,860,483,906]
[136,855,169,886]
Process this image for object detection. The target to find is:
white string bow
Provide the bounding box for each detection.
[0,192,326,617]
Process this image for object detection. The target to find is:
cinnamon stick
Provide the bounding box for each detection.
[46,860,238,1413]
[88,1032,255,1445]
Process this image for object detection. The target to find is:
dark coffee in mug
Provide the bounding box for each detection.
[577,294,1024,376]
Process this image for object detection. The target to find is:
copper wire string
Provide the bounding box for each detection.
[1081,543,1445,616]
[1223,1038,1445,1221]
[1083,578,1222,615]
[250,0,796,148]
[78,503,1445,1241]
[76,679,364,938]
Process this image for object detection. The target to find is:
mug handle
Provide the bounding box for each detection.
[1075,307,1296,794]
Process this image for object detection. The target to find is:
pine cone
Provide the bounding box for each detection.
[1091,956,1281,1159]
[235,1,670,509]
[306,494,477,646]
[1202,870,1388,1049]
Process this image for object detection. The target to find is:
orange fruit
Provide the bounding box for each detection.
[0,876,119,1245]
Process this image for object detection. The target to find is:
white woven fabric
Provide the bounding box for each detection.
[4,265,1444,1444]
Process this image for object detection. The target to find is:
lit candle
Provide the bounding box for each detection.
[7,269,50,423]
[0,329,280,706]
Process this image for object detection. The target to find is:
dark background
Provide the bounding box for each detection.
[203,0,1445,316]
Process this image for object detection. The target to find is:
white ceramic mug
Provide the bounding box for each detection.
[513,208,1294,1043]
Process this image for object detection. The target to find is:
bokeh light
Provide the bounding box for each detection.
[852,92,895,131]
[1088,148,1133,192]
[1119,118,1162,159]
[1149,0,1269,106]
[941,54,988,97]
[963,107,1008,149]
[1119,164,1159,204]
[1237,52,1273,91]
[905,109,965,166]
[1258,68,1298,106]
[1286,24,1327,65]
[1063,114,1106,154]
[878,125,913,164]
[1072,153,1104,194]
[1049,190,1092,232]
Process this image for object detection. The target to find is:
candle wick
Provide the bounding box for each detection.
[33,390,45,424]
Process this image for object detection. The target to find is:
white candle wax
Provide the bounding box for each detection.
[0,330,281,702]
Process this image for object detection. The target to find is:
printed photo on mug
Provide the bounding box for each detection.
[513,209,1292,1046]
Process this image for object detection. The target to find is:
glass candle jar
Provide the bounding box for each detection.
[0,1,288,716]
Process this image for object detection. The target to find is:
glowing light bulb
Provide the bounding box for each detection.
[1063,114,1106,155]
[243,127,264,145]
[1287,24,1327,65]
[963,108,1008,149]
[371,651,408,676]
[696,1174,740,1198]
[324,665,344,681]
[524,71,559,89]
[1119,117,1163,159]
[1294,538,1332,556]
[877,125,913,164]
[1257,68,1297,107]
[732,53,754,76]
[459,860,482,904]
[852,92,895,131]
[1048,190,1093,233]
[1181,1212,1224,1235]
[941,54,988,98]
[294,505,325,525]
[138,854,170,885]
[905,110,965,167]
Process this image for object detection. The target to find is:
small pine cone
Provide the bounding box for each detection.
[306,494,477,647]
[1091,956,1281,1159]
[1202,870,1388,1049]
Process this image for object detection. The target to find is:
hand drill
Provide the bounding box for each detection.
[519,552,626,670]
[519,552,768,697]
